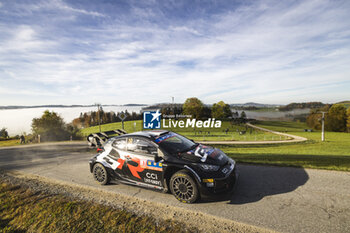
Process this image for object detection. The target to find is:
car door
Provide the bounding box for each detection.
[124,137,163,187]
[109,138,129,178]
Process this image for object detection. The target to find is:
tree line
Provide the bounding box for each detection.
[306,104,350,132]
[279,102,326,111]
[162,97,246,122]
[71,98,247,130]
[71,108,142,128]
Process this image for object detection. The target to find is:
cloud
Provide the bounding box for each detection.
[54,0,105,17]
[0,0,349,105]
[1,0,105,18]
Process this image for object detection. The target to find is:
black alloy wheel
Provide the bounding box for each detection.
[170,170,199,203]
[93,163,109,185]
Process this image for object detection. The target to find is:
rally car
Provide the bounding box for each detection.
[89,130,237,203]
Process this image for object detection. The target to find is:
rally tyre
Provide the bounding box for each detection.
[93,163,109,185]
[170,170,199,203]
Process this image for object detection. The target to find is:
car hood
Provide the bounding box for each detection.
[179,144,228,166]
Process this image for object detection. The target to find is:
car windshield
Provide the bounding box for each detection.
[155,132,197,154]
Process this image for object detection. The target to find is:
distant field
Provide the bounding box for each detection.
[337,101,350,109]
[80,120,290,141]
[220,121,350,171]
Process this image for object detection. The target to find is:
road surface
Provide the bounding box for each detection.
[0,142,349,233]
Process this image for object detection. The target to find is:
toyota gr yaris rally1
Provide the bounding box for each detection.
[89,130,237,203]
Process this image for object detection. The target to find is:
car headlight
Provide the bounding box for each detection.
[228,158,235,165]
[199,164,220,172]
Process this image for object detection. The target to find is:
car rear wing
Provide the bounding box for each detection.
[87,129,127,147]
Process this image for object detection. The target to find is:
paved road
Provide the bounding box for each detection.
[0,142,349,233]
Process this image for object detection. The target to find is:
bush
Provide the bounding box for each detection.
[31,110,70,142]
[0,128,9,139]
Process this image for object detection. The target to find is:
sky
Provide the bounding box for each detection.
[0,0,349,106]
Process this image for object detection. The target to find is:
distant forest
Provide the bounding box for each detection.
[72,108,142,128]
[278,102,326,111]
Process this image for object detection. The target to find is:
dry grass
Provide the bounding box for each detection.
[0,182,197,233]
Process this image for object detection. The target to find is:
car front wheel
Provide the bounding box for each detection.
[93,163,109,185]
[170,170,199,203]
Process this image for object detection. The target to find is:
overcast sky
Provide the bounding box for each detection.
[0,0,349,106]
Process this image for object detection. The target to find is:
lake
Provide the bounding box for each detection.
[0,106,144,136]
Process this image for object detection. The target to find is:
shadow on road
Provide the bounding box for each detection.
[202,164,309,204]
[0,144,94,170]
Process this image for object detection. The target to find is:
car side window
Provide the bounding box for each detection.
[112,138,127,151]
[127,137,157,156]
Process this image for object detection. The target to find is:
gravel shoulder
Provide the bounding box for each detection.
[0,171,273,233]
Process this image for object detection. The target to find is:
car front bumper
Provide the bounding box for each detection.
[200,165,238,196]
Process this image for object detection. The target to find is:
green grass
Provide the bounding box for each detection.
[80,120,289,141]
[0,181,197,233]
[0,139,20,147]
[219,121,350,171]
[80,120,144,136]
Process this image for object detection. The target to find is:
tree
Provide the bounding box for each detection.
[202,106,212,118]
[91,111,97,126]
[66,123,81,140]
[306,105,331,130]
[211,101,232,119]
[111,112,118,122]
[84,115,92,127]
[31,110,69,141]
[307,109,321,130]
[0,128,9,138]
[72,118,83,128]
[182,97,204,119]
[232,111,239,118]
[240,111,247,123]
[326,104,347,132]
[347,108,350,132]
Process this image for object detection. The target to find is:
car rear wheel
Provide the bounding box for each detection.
[170,170,199,203]
[93,163,109,185]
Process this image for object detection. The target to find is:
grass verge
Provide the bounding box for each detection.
[219,121,350,171]
[0,180,197,233]
[0,139,20,147]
